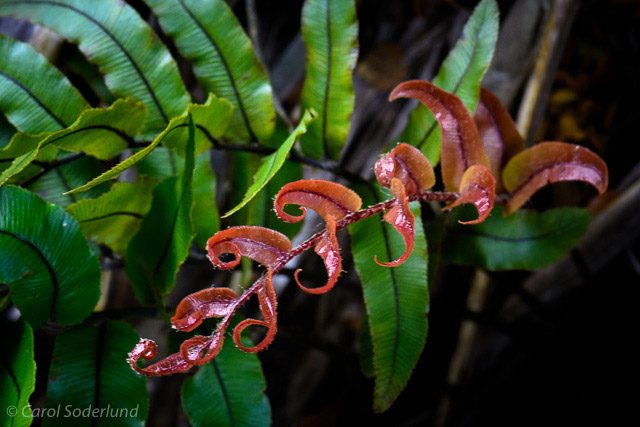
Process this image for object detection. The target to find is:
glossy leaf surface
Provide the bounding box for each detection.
[0,34,87,132]
[502,142,609,214]
[349,186,428,412]
[44,321,148,427]
[66,94,231,194]
[181,339,271,427]
[390,80,490,191]
[125,116,196,305]
[0,185,100,328]
[192,152,220,248]
[146,0,275,142]
[443,164,495,224]
[0,99,146,186]
[0,319,35,427]
[374,143,435,194]
[399,0,498,163]
[300,0,358,159]
[222,110,315,218]
[0,0,190,137]
[171,287,238,332]
[274,179,362,223]
[206,226,291,270]
[441,205,591,270]
[67,179,155,255]
[474,88,524,180]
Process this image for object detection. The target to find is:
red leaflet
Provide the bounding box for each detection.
[274,179,362,223]
[180,333,225,366]
[443,164,496,224]
[474,89,525,184]
[128,339,193,377]
[375,143,435,195]
[233,270,277,352]
[389,80,490,191]
[502,141,609,214]
[171,287,238,332]
[206,226,291,269]
[375,178,415,267]
[295,216,341,294]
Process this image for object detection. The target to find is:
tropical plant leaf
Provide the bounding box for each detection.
[125,115,196,305]
[66,94,231,195]
[44,321,148,427]
[300,0,358,159]
[0,113,15,148]
[349,186,428,412]
[0,98,146,186]
[135,148,219,250]
[441,205,591,270]
[0,185,100,328]
[0,0,190,138]
[25,155,108,207]
[192,151,220,249]
[390,80,490,191]
[145,0,275,143]
[223,110,315,218]
[0,319,36,427]
[398,0,499,164]
[181,339,271,427]
[67,179,156,255]
[502,142,609,214]
[0,34,88,133]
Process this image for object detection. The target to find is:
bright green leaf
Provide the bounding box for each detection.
[398,0,499,164]
[67,179,156,255]
[192,152,220,249]
[0,99,146,186]
[125,115,196,305]
[0,185,100,328]
[181,339,271,427]
[65,94,231,195]
[440,205,591,271]
[25,156,108,207]
[44,321,148,427]
[145,0,275,143]
[300,0,358,159]
[0,319,36,427]
[223,110,315,218]
[349,186,429,412]
[0,34,88,133]
[0,0,190,137]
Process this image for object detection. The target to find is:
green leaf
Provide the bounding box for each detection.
[44,321,148,427]
[349,186,429,412]
[223,110,315,218]
[0,319,36,427]
[192,152,220,248]
[440,205,591,271]
[0,185,100,328]
[181,339,271,427]
[136,148,219,249]
[0,99,146,186]
[0,34,88,133]
[67,179,156,255]
[0,108,16,149]
[398,0,499,164]
[66,94,231,195]
[0,0,190,137]
[125,115,196,304]
[145,0,276,143]
[26,156,108,207]
[300,0,358,159]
